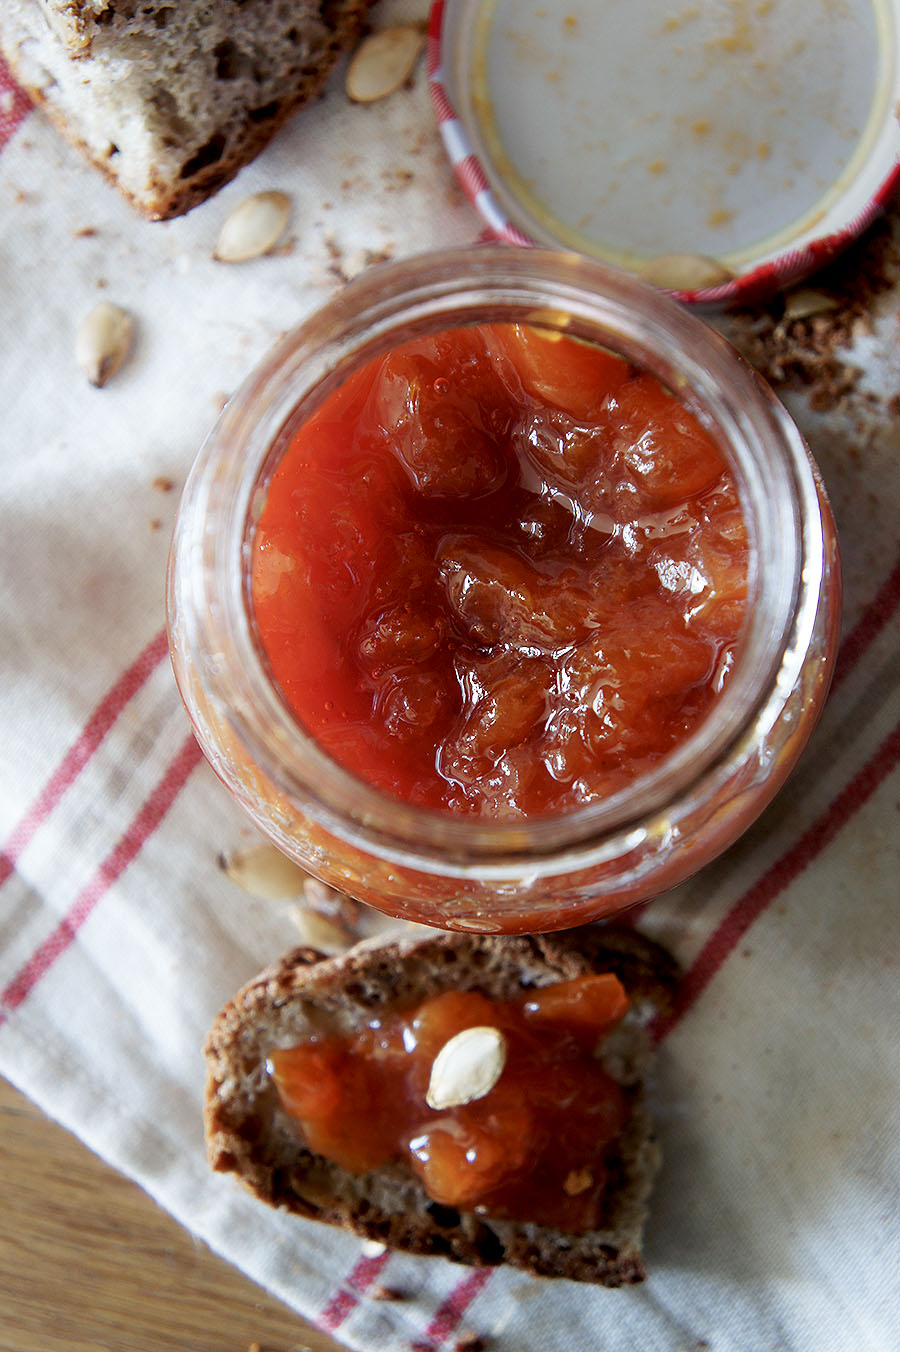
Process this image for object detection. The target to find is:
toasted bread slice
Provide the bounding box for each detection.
[204,927,678,1286]
[0,1,373,218]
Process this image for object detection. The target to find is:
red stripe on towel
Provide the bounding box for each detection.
[0,630,170,889]
[317,1250,392,1331]
[653,713,900,1041]
[0,734,201,1024]
[0,56,32,152]
[410,1268,492,1351]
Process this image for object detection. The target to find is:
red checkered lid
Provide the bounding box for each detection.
[428,0,900,305]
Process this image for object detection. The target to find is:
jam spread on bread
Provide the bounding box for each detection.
[251,322,748,817]
[269,972,634,1231]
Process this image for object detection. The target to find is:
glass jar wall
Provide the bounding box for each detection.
[167,247,840,933]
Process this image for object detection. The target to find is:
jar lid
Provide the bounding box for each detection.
[428,0,900,304]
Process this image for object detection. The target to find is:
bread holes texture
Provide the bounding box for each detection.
[0,1,374,217]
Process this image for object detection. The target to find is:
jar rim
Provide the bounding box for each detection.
[168,245,825,875]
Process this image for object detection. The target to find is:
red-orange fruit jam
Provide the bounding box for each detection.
[269,972,632,1231]
[251,322,749,815]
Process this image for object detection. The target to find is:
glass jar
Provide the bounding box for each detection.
[167,246,840,933]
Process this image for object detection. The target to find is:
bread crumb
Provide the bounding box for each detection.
[369,1283,404,1301]
[454,1336,488,1352]
[340,247,371,281]
[360,1238,386,1257]
[720,210,900,415]
[74,226,98,238]
[325,239,395,284]
[152,476,175,493]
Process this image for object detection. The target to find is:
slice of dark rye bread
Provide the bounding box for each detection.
[0,1,375,219]
[204,927,679,1286]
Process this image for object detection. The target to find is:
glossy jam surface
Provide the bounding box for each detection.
[251,323,749,816]
[269,973,631,1231]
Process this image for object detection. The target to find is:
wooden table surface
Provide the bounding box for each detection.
[1,1076,348,1352]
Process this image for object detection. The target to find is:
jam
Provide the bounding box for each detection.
[269,972,632,1231]
[251,322,749,817]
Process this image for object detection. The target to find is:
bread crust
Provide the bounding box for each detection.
[204,927,678,1286]
[0,1,376,219]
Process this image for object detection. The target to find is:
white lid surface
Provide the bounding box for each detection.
[430,0,900,301]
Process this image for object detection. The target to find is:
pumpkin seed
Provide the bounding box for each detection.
[76,302,134,387]
[782,288,839,320]
[288,905,353,953]
[213,191,291,262]
[346,25,425,103]
[426,1025,507,1110]
[302,877,361,928]
[637,252,735,292]
[219,843,309,899]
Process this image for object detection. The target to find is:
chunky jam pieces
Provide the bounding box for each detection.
[251,322,749,816]
[269,973,632,1231]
